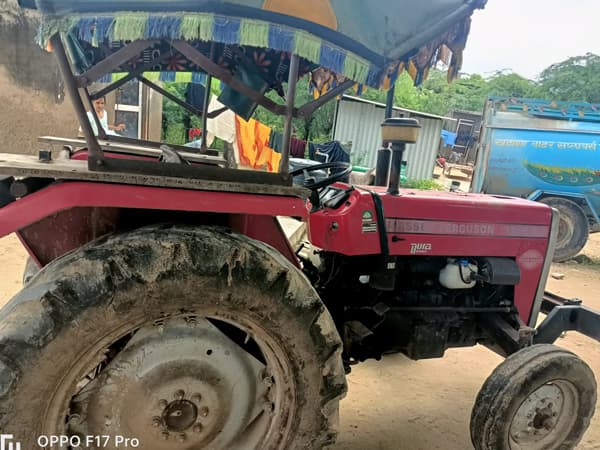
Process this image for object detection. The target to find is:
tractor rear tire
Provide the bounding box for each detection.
[21,256,38,285]
[0,225,346,449]
[471,344,596,450]
[539,197,589,262]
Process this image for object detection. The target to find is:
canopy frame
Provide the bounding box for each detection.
[51,32,354,183]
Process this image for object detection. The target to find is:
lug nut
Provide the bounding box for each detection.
[178,433,186,442]
[199,406,209,417]
[191,393,202,403]
[175,390,185,400]
[159,399,168,409]
[161,431,169,440]
[152,416,162,427]
[193,423,203,433]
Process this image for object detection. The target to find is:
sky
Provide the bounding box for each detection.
[462,0,600,80]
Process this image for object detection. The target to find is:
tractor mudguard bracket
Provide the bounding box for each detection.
[534,291,600,344]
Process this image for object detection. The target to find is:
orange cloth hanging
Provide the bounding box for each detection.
[235,116,257,167]
[255,120,281,172]
[235,116,281,172]
[268,148,282,172]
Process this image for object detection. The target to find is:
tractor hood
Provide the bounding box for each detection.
[309,185,554,257]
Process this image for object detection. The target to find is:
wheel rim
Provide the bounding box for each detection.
[556,212,575,251]
[44,313,295,450]
[508,380,579,449]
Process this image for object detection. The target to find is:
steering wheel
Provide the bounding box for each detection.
[289,161,352,190]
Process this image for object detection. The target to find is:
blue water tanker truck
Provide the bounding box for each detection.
[472,97,600,261]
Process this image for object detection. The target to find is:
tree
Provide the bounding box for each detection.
[160,53,600,147]
[418,70,488,115]
[486,72,538,98]
[538,53,600,103]
[161,83,188,144]
[253,78,336,142]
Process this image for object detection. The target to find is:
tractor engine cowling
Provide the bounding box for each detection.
[306,184,556,365]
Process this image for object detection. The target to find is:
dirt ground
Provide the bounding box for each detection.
[1,234,600,449]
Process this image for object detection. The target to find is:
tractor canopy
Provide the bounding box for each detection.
[20,0,487,92]
[14,0,487,182]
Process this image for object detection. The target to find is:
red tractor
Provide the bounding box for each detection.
[0,1,599,449]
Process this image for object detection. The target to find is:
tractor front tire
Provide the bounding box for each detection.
[539,197,589,262]
[471,344,596,450]
[0,225,346,449]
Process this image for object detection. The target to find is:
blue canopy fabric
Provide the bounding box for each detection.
[22,0,487,89]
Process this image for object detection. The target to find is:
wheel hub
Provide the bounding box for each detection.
[68,317,271,449]
[162,399,198,432]
[509,381,579,449]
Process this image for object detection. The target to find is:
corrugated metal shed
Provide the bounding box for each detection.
[333,95,447,180]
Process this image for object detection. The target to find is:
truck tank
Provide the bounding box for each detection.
[472,97,600,261]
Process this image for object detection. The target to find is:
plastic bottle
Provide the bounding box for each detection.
[439,259,477,289]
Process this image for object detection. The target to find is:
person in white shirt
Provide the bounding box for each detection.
[80,97,125,136]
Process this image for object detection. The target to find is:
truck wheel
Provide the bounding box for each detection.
[539,197,589,262]
[471,344,596,450]
[0,225,346,449]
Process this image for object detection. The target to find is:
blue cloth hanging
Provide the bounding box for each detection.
[441,129,457,147]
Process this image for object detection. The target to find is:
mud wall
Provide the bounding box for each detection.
[0,1,77,155]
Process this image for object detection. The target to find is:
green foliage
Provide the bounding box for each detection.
[486,71,539,98]
[338,70,538,119]
[400,179,445,191]
[160,78,223,145]
[161,77,334,145]
[159,53,600,148]
[417,70,538,115]
[252,79,335,143]
[538,53,600,103]
[160,82,188,145]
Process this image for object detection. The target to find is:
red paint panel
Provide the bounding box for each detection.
[308,189,381,255]
[385,219,549,239]
[0,182,308,240]
[387,235,546,257]
[17,207,120,266]
[230,215,300,268]
[373,186,552,225]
